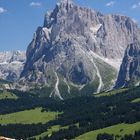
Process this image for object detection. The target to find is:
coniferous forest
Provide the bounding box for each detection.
[0,87,140,140]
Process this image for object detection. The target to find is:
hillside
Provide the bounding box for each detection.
[76,122,140,140]
[0,86,140,139]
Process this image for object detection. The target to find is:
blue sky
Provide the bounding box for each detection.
[0,0,140,51]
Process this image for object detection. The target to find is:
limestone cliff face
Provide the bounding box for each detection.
[115,41,140,88]
[20,0,140,99]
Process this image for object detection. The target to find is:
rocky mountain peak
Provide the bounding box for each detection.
[20,1,140,99]
[58,0,74,6]
[43,0,74,28]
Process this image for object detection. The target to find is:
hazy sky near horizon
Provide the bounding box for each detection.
[0,0,140,51]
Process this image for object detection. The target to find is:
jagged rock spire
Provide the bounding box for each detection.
[44,0,74,27]
[57,0,74,8]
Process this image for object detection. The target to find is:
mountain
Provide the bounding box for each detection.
[20,0,140,99]
[115,41,140,88]
[0,51,26,82]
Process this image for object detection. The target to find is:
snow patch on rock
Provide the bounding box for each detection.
[90,24,102,35]
[90,51,122,71]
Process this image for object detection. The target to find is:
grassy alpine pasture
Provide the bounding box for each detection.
[31,125,69,140]
[76,122,140,140]
[32,125,61,140]
[95,88,128,97]
[0,90,18,100]
[131,98,140,103]
[0,108,61,125]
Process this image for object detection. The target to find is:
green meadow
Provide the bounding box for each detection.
[0,90,18,100]
[76,122,140,140]
[0,108,61,125]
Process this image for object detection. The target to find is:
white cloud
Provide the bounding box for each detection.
[0,7,7,14]
[132,2,140,9]
[30,2,42,7]
[106,1,115,7]
[132,4,138,9]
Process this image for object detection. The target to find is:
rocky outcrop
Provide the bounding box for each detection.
[115,41,140,88]
[20,0,140,99]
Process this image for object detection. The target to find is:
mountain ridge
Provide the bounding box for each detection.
[19,0,140,99]
[0,51,26,82]
[0,1,140,99]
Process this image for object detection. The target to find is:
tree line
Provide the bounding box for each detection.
[97,130,140,140]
